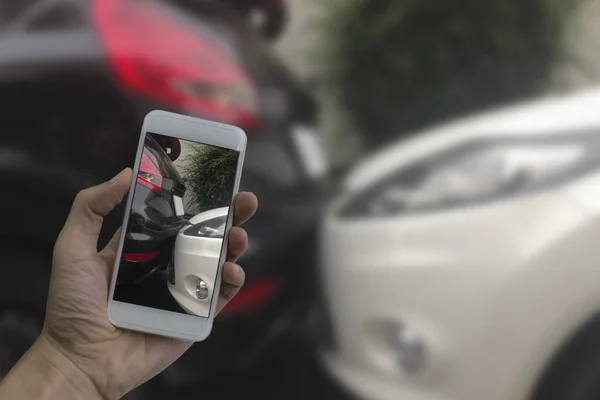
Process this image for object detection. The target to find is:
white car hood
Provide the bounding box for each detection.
[188,206,229,225]
[344,87,600,193]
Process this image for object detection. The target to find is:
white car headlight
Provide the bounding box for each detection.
[340,135,600,217]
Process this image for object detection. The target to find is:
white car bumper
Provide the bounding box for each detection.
[319,179,600,400]
[170,229,222,317]
[323,351,449,400]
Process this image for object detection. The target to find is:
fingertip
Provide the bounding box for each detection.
[109,167,129,183]
[223,262,245,286]
[234,263,243,276]
[240,191,258,209]
[113,168,133,196]
[234,192,258,225]
[119,168,133,184]
[229,226,248,248]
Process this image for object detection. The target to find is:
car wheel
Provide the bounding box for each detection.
[532,317,600,400]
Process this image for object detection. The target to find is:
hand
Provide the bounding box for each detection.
[37,168,257,399]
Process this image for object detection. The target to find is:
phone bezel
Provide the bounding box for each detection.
[108,110,247,341]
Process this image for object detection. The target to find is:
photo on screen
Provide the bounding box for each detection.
[113,132,239,318]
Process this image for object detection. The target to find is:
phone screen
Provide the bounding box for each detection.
[112,132,239,318]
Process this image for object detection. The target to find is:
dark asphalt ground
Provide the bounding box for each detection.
[125,335,351,400]
[114,269,188,313]
[116,274,351,400]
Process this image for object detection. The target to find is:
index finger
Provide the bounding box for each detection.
[233,192,258,226]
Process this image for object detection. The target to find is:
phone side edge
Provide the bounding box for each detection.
[204,129,247,335]
[107,120,149,325]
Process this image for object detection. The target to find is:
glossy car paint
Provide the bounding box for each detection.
[117,135,187,285]
[169,207,229,317]
[317,88,600,400]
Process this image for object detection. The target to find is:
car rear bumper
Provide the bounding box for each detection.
[118,236,174,285]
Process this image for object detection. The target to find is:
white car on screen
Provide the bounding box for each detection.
[318,87,600,400]
[168,207,228,317]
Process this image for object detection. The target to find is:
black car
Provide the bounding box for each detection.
[117,135,187,285]
[0,0,327,392]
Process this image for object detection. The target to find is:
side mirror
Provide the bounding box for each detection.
[157,137,182,162]
[167,138,182,162]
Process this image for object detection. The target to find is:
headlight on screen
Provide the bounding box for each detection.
[340,135,600,218]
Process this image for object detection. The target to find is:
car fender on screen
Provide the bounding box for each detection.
[168,207,229,317]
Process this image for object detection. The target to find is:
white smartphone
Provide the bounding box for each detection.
[108,110,246,341]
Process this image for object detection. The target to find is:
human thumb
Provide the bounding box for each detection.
[57,168,132,257]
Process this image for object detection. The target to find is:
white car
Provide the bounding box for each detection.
[168,207,229,317]
[318,87,600,400]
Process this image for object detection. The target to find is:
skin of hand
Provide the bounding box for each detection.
[0,168,258,400]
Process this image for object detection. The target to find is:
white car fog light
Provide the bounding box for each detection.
[394,324,429,375]
[365,321,431,376]
[196,279,209,300]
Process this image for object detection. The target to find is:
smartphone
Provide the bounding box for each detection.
[108,110,246,341]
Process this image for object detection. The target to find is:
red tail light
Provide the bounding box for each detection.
[138,152,163,194]
[93,0,261,131]
[221,277,282,315]
[123,251,160,262]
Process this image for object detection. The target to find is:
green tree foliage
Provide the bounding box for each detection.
[182,144,238,213]
[321,0,579,149]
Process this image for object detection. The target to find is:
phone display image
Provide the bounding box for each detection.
[113,132,239,318]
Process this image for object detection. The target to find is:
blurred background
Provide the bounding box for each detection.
[5,0,600,399]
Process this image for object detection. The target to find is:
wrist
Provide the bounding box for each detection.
[0,335,105,400]
[37,334,106,400]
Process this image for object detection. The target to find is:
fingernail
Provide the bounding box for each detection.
[109,168,127,183]
[235,264,242,275]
